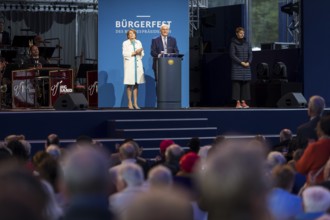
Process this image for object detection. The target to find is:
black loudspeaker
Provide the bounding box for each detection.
[277,92,307,108]
[54,93,88,110]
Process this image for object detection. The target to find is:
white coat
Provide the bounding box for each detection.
[122,39,145,85]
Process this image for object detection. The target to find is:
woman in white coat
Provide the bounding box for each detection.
[122,29,145,109]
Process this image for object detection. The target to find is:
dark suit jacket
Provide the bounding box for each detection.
[151,35,179,80]
[0,31,11,45]
[296,116,320,149]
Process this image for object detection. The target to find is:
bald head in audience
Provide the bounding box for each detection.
[148,165,173,188]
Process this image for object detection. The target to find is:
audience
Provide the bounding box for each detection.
[296,115,330,186]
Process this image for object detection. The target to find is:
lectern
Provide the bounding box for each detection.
[157,54,183,109]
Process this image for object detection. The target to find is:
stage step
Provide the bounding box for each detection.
[107,117,219,139]
[107,118,212,136]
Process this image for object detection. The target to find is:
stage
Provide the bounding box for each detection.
[1,106,323,158]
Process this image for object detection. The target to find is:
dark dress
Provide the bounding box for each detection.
[229,37,253,101]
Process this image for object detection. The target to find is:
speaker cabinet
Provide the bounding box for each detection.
[277,92,307,108]
[54,93,88,110]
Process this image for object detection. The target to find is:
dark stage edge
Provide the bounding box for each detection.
[1,107,326,158]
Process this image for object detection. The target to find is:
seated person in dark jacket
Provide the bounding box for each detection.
[25,45,48,68]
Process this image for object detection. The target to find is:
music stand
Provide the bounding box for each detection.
[38,47,56,59]
[12,35,36,48]
[77,63,97,78]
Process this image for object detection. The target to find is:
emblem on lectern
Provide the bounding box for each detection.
[168,59,174,65]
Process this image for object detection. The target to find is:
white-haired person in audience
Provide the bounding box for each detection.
[267,151,287,172]
[109,163,145,219]
[61,147,113,220]
[295,186,330,220]
[268,165,303,220]
[197,140,273,220]
[147,165,173,189]
[296,95,325,149]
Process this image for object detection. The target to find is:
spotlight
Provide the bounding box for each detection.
[272,62,288,82]
[256,63,269,81]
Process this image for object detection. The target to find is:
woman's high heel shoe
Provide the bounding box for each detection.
[128,104,134,109]
[133,104,141,110]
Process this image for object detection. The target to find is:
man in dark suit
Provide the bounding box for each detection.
[0,19,11,46]
[150,24,179,81]
[295,95,325,149]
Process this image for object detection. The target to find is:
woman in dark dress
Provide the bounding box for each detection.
[229,27,253,109]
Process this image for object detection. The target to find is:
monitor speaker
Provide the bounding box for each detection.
[277,92,307,108]
[54,93,88,110]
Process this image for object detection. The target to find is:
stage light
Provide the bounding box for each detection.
[256,63,269,81]
[272,62,288,82]
[281,2,299,16]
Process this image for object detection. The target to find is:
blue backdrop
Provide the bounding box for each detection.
[302,0,330,106]
[98,0,189,108]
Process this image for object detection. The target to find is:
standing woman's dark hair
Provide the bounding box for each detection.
[229,26,253,109]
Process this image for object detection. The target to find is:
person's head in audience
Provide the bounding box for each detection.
[148,165,173,189]
[32,151,52,169]
[165,144,183,163]
[46,144,61,160]
[119,141,137,161]
[198,140,271,220]
[302,186,330,213]
[316,115,330,139]
[279,128,293,143]
[75,135,94,146]
[116,163,144,192]
[267,151,286,170]
[46,134,60,148]
[178,152,200,175]
[308,95,325,118]
[198,145,212,170]
[187,137,200,154]
[62,147,110,197]
[0,165,49,220]
[6,140,29,165]
[271,164,295,192]
[124,188,193,220]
